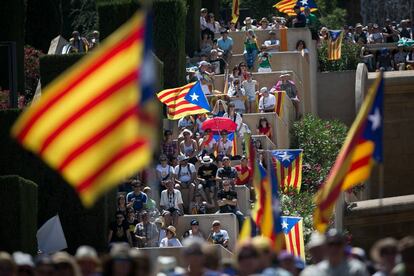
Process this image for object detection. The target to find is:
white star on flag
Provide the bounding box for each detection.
[368,107,381,131]
[280,151,292,162]
[300,0,308,6]
[282,220,289,229]
[190,92,199,102]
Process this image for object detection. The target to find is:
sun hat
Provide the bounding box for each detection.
[166,225,177,236]
[179,129,193,138]
[259,17,269,24]
[199,60,210,68]
[243,17,252,24]
[260,87,268,93]
[212,220,221,226]
[202,156,213,164]
[355,23,363,28]
[370,237,398,263]
[280,73,291,78]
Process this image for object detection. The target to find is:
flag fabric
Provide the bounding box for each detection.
[11,12,154,207]
[274,91,286,118]
[274,0,317,16]
[231,0,240,24]
[327,30,343,60]
[274,0,296,16]
[37,215,67,254]
[268,161,285,251]
[271,149,303,192]
[239,216,258,241]
[281,216,305,260]
[157,81,211,120]
[314,73,384,233]
[279,28,288,51]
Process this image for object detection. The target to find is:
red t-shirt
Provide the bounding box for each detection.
[235,165,252,186]
[258,126,272,139]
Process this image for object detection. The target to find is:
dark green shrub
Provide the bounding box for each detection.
[0,175,38,254]
[0,0,25,94]
[0,110,116,253]
[96,0,141,40]
[40,54,85,87]
[186,0,201,56]
[318,41,362,72]
[291,114,348,192]
[153,0,186,88]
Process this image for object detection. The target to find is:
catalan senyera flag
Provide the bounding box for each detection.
[231,0,239,24]
[157,81,211,120]
[271,149,303,192]
[11,12,154,207]
[274,0,318,15]
[281,216,305,261]
[274,0,296,16]
[327,30,343,60]
[274,91,286,118]
[314,73,384,233]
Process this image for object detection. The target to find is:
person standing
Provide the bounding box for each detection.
[134,211,159,248]
[159,180,184,227]
[160,226,183,247]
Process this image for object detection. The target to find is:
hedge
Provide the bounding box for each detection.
[185,0,201,56]
[0,0,25,95]
[0,113,116,253]
[0,175,38,254]
[40,54,85,87]
[153,0,186,88]
[96,0,141,40]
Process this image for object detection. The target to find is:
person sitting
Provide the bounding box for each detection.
[271,73,300,118]
[134,211,159,248]
[69,31,89,53]
[211,99,228,117]
[235,156,252,186]
[108,212,132,246]
[258,17,272,30]
[242,72,259,113]
[243,30,259,70]
[198,129,216,159]
[174,155,197,211]
[376,48,394,72]
[161,130,178,163]
[190,191,214,214]
[160,180,184,227]
[195,113,208,136]
[125,209,139,246]
[208,220,230,248]
[178,115,195,132]
[182,219,205,240]
[160,226,182,247]
[241,17,257,31]
[368,24,384,44]
[156,155,175,193]
[217,29,233,62]
[209,49,225,75]
[257,52,272,73]
[394,45,407,70]
[116,194,128,217]
[257,117,272,139]
[215,131,234,161]
[292,5,306,28]
[261,30,280,53]
[198,155,218,196]
[216,156,238,185]
[143,187,159,219]
[295,40,309,63]
[217,180,245,230]
[258,87,276,113]
[227,80,246,114]
[228,65,242,87]
[126,180,147,214]
[179,129,199,164]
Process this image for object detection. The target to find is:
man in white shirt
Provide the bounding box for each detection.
[261,31,280,53]
[209,220,230,248]
[258,87,276,113]
[241,17,257,31]
[160,180,184,227]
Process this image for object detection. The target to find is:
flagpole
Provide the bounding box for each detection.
[334,192,344,232]
[379,163,384,207]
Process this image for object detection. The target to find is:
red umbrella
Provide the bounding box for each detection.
[201,117,237,132]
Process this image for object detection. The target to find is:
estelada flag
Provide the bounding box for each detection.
[327,30,343,60]
[314,73,384,233]
[11,12,155,207]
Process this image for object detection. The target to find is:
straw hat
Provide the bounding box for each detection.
[243,17,253,25]
[259,17,269,24]
[166,225,177,237]
[179,129,193,138]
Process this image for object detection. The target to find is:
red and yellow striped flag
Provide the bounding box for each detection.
[231,0,240,24]
[274,91,286,118]
[314,73,384,232]
[274,0,296,16]
[327,30,343,60]
[11,12,153,207]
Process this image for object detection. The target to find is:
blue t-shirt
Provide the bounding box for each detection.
[217,37,233,51]
[126,191,147,212]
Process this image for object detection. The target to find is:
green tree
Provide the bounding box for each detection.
[318,41,361,72]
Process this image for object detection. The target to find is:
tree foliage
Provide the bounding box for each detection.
[318,41,362,72]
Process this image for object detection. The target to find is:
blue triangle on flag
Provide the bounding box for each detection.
[184,81,211,111]
[281,216,302,234]
[272,150,302,167]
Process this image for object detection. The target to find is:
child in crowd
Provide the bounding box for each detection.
[257,117,272,139]
[242,72,259,113]
[257,52,272,73]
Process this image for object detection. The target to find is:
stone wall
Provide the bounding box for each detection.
[317,71,356,126]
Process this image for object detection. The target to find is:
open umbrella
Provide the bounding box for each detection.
[201,117,237,132]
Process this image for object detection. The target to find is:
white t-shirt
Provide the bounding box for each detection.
[217,139,233,155]
[160,189,184,209]
[242,80,257,98]
[211,229,229,244]
[160,237,182,247]
[199,138,216,154]
[263,39,280,53]
[156,164,174,180]
[174,163,196,182]
[259,94,276,111]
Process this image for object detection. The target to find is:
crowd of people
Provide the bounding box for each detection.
[1,232,414,276]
